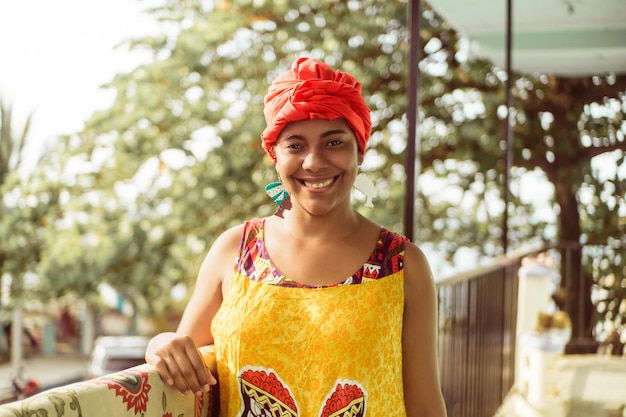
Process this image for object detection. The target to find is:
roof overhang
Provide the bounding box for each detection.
[425,0,626,76]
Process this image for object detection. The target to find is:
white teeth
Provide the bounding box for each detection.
[304,178,334,189]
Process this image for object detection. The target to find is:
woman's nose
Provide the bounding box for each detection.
[302,149,328,171]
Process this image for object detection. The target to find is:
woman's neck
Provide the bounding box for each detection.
[273,204,364,243]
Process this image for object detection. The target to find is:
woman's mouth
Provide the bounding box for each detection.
[302,177,335,189]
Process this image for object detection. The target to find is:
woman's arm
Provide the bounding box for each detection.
[402,242,448,417]
[145,224,243,396]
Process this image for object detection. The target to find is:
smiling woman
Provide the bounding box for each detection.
[144,57,448,417]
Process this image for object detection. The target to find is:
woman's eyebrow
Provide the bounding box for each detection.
[320,129,349,138]
[280,129,349,141]
[279,133,304,141]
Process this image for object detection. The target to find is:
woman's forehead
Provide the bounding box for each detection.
[280,118,352,136]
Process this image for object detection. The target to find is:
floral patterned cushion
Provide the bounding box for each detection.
[0,348,218,417]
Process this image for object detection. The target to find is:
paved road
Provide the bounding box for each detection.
[0,353,89,403]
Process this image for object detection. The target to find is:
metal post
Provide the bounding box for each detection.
[503,0,513,254]
[404,0,421,241]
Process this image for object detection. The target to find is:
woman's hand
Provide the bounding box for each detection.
[145,332,217,396]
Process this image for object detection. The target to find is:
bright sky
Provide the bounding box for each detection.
[0,0,157,158]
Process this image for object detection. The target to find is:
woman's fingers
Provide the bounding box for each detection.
[146,333,214,395]
[147,352,175,386]
[165,357,194,394]
[177,345,211,395]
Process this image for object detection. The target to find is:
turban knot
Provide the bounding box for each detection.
[261,57,372,162]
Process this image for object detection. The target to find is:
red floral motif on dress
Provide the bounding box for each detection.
[319,382,366,417]
[239,368,298,417]
[96,370,151,414]
[237,368,368,417]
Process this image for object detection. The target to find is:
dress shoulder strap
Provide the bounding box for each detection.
[363,228,410,280]
[235,218,276,282]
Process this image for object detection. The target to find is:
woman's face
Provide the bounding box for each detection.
[273,118,363,216]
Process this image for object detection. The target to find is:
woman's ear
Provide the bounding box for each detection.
[269,146,278,164]
[358,151,365,165]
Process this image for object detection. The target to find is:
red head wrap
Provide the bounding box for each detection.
[261,57,372,162]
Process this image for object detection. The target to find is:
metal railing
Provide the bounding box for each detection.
[436,253,529,417]
[434,241,613,417]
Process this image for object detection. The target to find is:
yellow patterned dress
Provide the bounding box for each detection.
[211,218,409,417]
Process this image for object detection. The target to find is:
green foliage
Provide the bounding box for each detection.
[0,100,38,309]
[2,0,624,337]
[0,100,32,185]
[35,0,419,316]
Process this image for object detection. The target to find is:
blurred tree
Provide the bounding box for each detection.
[0,99,73,321]
[414,13,626,349]
[0,99,37,311]
[20,0,624,347]
[39,0,419,321]
[0,100,31,186]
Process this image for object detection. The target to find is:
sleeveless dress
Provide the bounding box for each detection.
[211,218,409,417]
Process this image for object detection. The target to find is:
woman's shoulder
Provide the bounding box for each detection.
[378,227,410,244]
[208,219,257,256]
[200,219,264,282]
[215,223,244,244]
[215,217,265,240]
[402,240,436,291]
[212,217,274,254]
[369,223,433,284]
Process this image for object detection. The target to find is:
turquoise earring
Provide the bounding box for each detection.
[265,181,289,206]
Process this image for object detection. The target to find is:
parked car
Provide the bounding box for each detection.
[86,336,150,379]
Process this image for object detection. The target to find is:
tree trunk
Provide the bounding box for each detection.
[553,180,598,354]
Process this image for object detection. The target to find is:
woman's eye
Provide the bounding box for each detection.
[327,139,343,146]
